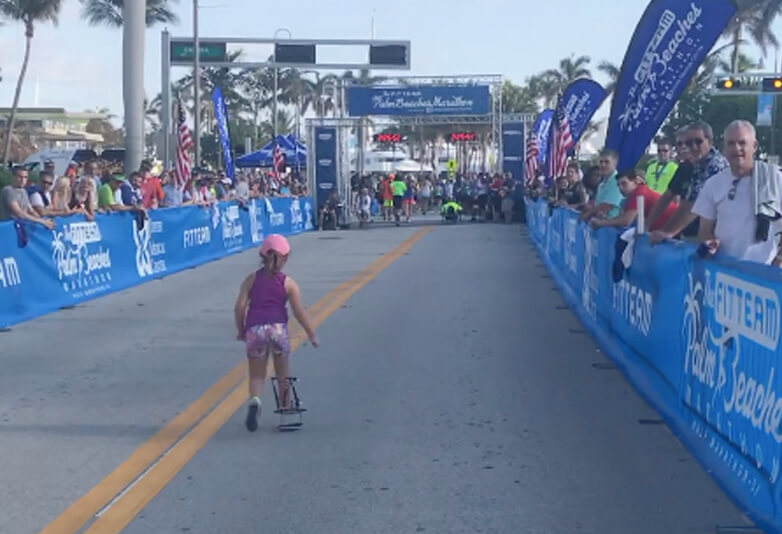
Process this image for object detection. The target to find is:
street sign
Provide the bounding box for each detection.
[446,159,458,175]
[170,41,227,63]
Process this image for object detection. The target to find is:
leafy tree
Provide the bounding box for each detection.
[0,0,64,164]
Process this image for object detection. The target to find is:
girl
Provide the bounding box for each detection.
[234,234,319,432]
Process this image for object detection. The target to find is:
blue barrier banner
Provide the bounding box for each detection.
[604,0,736,169]
[502,122,525,182]
[533,109,554,167]
[524,197,782,531]
[346,85,490,116]
[0,197,314,329]
[212,87,234,182]
[314,127,337,208]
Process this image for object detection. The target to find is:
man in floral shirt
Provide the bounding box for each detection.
[649,121,728,244]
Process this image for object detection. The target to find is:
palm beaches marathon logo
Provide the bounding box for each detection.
[215,203,244,251]
[133,217,167,278]
[370,88,478,114]
[51,221,112,297]
[683,267,782,494]
[619,2,705,132]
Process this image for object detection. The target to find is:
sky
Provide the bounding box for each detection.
[0,0,781,131]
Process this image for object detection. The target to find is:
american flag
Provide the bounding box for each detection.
[174,99,193,191]
[272,142,284,178]
[547,103,574,181]
[525,132,539,184]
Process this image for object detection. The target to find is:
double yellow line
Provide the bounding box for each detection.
[39,227,432,534]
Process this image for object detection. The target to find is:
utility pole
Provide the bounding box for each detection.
[193,0,200,168]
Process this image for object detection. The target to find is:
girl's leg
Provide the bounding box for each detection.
[248,357,268,398]
[245,355,268,432]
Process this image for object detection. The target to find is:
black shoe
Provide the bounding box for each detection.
[245,401,260,432]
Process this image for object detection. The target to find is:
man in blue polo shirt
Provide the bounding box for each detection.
[581,148,622,221]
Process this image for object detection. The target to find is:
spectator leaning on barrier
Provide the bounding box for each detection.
[590,170,676,231]
[120,172,144,207]
[557,162,588,209]
[70,176,95,220]
[99,174,142,213]
[580,149,621,221]
[80,161,101,213]
[645,139,678,194]
[693,120,782,265]
[141,168,164,209]
[28,170,54,217]
[645,127,689,231]
[0,166,56,229]
[650,121,728,244]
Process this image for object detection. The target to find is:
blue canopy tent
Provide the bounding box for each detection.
[236,134,307,169]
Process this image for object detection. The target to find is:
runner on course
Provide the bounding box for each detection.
[234,234,319,432]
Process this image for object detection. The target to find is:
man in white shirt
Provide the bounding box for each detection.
[693,120,782,265]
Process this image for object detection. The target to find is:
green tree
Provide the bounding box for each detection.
[722,0,781,72]
[501,80,540,114]
[0,0,64,164]
[78,0,178,27]
[540,55,592,99]
[596,61,619,95]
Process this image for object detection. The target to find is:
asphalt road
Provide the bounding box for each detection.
[1,218,754,534]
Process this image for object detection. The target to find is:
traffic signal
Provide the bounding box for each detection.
[716,77,740,90]
[763,77,782,91]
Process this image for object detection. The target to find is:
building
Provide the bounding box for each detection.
[0,107,108,153]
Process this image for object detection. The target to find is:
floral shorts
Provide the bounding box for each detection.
[245,323,291,359]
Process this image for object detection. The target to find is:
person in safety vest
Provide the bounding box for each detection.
[644,139,678,194]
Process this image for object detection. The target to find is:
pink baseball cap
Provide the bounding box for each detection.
[260,234,290,256]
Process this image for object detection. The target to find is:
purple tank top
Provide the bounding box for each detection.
[245,269,289,329]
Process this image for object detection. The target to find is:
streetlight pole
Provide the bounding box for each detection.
[193,0,200,168]
[123,0,146,174]
[273,28,292,143]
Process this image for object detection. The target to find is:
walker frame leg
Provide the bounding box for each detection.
[271,377,305,431]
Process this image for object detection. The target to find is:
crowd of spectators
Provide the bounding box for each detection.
[0,158,308,229]
[527,119,782,266]
[340,171,523,228]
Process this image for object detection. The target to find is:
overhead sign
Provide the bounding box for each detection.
[170,40,227,63]
[346,85,490,117]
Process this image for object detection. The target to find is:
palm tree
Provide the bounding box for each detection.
[79,0,178,171]
[722,0,779,72]
[501,80,540,114]
[541,55,592,98]
[596,61,620,95]
[78,0,178,27]
[0,0,63,165]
